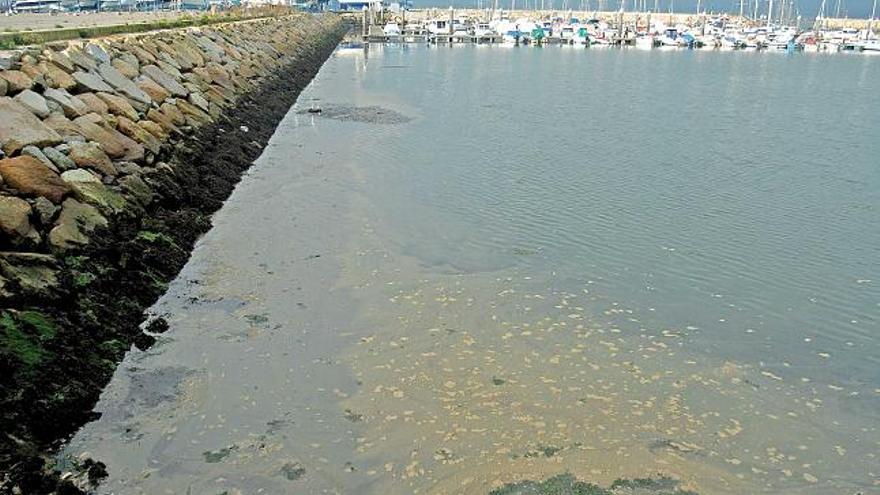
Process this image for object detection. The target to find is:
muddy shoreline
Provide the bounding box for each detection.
[0,21,345,494]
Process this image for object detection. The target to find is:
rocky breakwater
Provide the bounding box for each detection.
[0,13,345,493]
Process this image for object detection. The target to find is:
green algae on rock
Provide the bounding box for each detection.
[489,474,699,495]
[0,309,57,369]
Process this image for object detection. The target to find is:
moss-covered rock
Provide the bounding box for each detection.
[0,252,59,299]
[48,198,108,251]
[60,170,126,214]
[0,309,57,369]
[490,474,611,495]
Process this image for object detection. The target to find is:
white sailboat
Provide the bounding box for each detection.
[861,0,879,50]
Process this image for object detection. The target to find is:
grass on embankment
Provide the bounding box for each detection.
[0,7,289,50]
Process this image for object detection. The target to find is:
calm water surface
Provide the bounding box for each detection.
[65,45,879,494]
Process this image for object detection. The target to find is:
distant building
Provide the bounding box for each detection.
[241,0,286,5]
[11,0,61,12]
[335,0,379,10]
[334,0,410,11]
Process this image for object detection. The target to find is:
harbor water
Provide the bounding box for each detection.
[65,45,879,494]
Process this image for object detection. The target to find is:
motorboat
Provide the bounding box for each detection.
[862,39,880,52]
[559,25,576,43]
[574,26,591,45]
[718,34,740,49]
[634,33,655,49]
[696,34,718,49]
[474,22,494,38]
[383,22,402,38]
[659,28,682,47]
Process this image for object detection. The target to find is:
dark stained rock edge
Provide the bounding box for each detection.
[0,21,346,495]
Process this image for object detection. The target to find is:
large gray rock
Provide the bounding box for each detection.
[173,39,205,68]
[73,115,144,163]
[42,113,85,144]
[0,196,40,245]
[42,146,76,171]
[126,45,156,66]
[141,65,188,97]
[192,35,226,60]
[83,43,110,64]
[46,51,75,73]
[115,52,140,71]
[72,71,114,93]
[84,43,111,64]
[66,49,99,72]
[95,92,137,121]
[135,75,170,103]
[188,91,210,113]
[111,57,139,79]
[60,167,99,183]
[0,97,62,154]
[0,51,21,71]
[118,173,153,206]
[182,72,208,92]
[37,61,77,90]
[21,145,59,173]
[175,99,212,126]
[157,54,183,75]
[67,141,116,177]
[97,63,151,107]
[48,197,107,250]
[43,88,89,119]
[33,196,58,225]
[114,117,160,154]
[13,89,50,118]
[114,161,143,176]
[75,92,109,115]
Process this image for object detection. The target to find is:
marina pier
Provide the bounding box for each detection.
[347,4,879,51]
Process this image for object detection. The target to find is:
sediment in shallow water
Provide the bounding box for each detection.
[0,14,345,493]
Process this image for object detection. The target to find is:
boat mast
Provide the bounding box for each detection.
[768,0,773,24]
[869,0,877,39]
[739,0,744,18]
